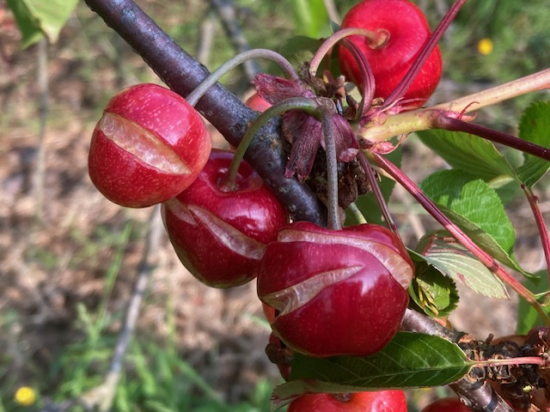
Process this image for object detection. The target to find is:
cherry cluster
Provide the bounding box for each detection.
[86,0,469,409]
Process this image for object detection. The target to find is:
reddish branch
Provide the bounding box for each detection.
[83,0,326,225]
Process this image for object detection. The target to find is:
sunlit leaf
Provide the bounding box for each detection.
[417,129,515,181]
[412,232,509,299]
[409,262,460,318]
[290,0,330,38]
[421,170,528,276]
[7,0,78,47]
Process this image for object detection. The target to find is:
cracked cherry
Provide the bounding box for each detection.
[288,391,407,412]
[88,83,212,207]
[163,149,289,288]
[257,221,414,357]
[421,398,472,412]
[338,0,442,108]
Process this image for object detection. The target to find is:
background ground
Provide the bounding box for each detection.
[1,0,550,410]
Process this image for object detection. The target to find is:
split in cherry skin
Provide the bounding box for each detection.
[338,0,442,109]
[258,221,414,357]
[288,390,407,412]
[162,149,289,289]
[88,83,212,208]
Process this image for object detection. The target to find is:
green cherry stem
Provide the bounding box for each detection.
[340,38,376,119]
[222,97,321,191]
[348,202,367,224]
[369,151,550,324]
[357,151,402,240]
[308,27,388,76]
[432,68,550,114]
[320,108,341,230]
[186,48,299,106]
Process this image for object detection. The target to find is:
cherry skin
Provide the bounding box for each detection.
[262,302,276,324]
[421,398,472,412]
[257,221,414,357]
[338,0,442,109]
[288,391,407,412]
[162,149,289,288]
[245,93,272,112]
[89,83,212,208]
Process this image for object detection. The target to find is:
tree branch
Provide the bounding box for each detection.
[83,0,326,225]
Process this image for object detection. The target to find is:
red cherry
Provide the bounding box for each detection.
[421,398,472,412]
[162,149,289,288]
[257,221,414,357]
[262,302,276,324]
[338,0,442,108]
[88,83,212,207]
[288,391,407,412]
[266,332,292,381]
[245,93,272,112]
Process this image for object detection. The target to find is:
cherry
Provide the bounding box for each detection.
[257,221,414,357]
[288,391,407,412]
[162,149,289,288]
[88,83,212,208]
[338,0,442,109]
[245,92,272,112]
[421,398,472,412]
[262,302,276,324]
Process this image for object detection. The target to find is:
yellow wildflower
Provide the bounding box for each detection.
[14,386,37,406]
[478,38,494,55]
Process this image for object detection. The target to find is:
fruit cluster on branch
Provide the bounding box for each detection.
[83,0,550,411]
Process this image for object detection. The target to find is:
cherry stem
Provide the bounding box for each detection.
[348,202,367,224]
[357,152,402,240]
[474,356,546,368]
[522,185,550,332]
[340,39,376,119]
[308,27,388,77]
[224,97,321,191]
[186,48,299,106]
[434,116,550,162]
[369,151,550,324]
[382,0,467,109]
[432,68,550,114]
[320,109,341,230]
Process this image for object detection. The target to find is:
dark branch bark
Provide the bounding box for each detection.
[83,0,326,225]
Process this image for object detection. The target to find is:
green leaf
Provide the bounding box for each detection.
[517,101,550,188]
[516,270,550,335]
[348,146,402,225]
[7,0,78,47]
[409,261,460,318]
[278,36,323,68]
[412,232,509,299]
[290,0,330,38]
[270,332,469,408]
[417,129,515,181]
[420,170,527,275]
